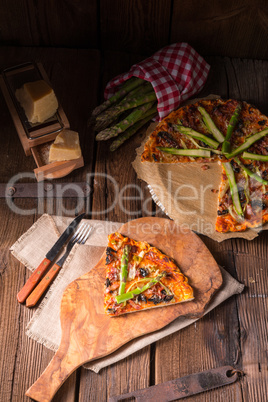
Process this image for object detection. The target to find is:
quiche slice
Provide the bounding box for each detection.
[104,232,194,316]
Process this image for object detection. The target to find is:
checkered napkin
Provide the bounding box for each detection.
[104,42,210,121]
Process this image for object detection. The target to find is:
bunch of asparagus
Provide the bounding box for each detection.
[91,77,158,151]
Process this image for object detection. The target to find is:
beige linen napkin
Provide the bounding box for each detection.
[10,214,244,373]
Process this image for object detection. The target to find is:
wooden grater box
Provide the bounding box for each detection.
[0,61,84,181]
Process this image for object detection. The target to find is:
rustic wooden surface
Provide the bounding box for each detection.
[26,217,222,402]
[0,46,268,402]
[1,1,268,59]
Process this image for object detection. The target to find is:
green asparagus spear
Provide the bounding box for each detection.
[121,81,152,101]
[97,80,152,116]
[96,101,156,141]
[174,125,219,149]
[222,162,244,219]
[198,106,225,143]
[91,84,147,128]
[225,128,268,159]
[234,158,268,185]
[116,272,166,304]
[95,88,156,132]
[110,108,157,151]
[118,245,131,295]
[95,81,152,123]
[91,77,144,117]
[222,104,242,154]
[242,152,268,162]
[157,147,211,158]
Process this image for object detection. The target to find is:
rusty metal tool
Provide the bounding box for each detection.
[108,366,242,401]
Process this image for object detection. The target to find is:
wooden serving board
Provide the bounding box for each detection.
[26,217,223,402]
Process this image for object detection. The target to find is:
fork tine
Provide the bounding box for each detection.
[77,225,92,244]
[76,224,89,242]
[69,223,93,245]
[79,225,93,244]
[71,222,86,242]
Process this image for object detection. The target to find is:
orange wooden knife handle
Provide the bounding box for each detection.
[17,258,51,303]
[26,263,61,307]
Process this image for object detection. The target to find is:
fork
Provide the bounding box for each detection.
[26,223,93,307]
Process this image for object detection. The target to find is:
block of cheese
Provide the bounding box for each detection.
[49,129,82,163]
[15,80,58,123]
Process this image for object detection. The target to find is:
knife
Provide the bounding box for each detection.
[17,213,85,303]
[26,224,93,307]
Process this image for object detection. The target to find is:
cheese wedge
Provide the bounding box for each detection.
[15,80,58,123]
[49,129,82,163]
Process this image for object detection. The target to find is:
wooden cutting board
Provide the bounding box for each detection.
[26,217,223,402]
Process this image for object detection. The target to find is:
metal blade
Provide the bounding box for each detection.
[46,213,85,261]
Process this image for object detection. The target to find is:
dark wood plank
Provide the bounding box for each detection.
[0,0,98,48]
[155,303,243,401]
[234,254,268,401]
[0,199,79,402]
[197,56,229,100]
[171,0,268,59]
[90,129,154,223]
[99,0,171,55]
[224,58,268,115]
[0,202,31,401]
[1,0,268,60]
[0,1,36,46]
[78,347,151,401]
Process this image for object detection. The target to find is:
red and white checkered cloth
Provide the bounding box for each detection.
[104,42,210,121]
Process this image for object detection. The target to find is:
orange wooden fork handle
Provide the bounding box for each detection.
[17,258,51,303]
[26,263,61,307]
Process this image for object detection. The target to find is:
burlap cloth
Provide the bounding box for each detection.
[10,214,244,373]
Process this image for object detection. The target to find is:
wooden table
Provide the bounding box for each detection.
[0,46,267,401]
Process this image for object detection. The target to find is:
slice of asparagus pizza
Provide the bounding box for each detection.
[104,232,194,316]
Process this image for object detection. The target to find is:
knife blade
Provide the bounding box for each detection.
[17,213,85,303]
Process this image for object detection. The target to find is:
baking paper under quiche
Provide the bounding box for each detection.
[141,98,268,233]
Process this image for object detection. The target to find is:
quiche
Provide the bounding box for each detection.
[141,99,268,232]
[104,232,194,316]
